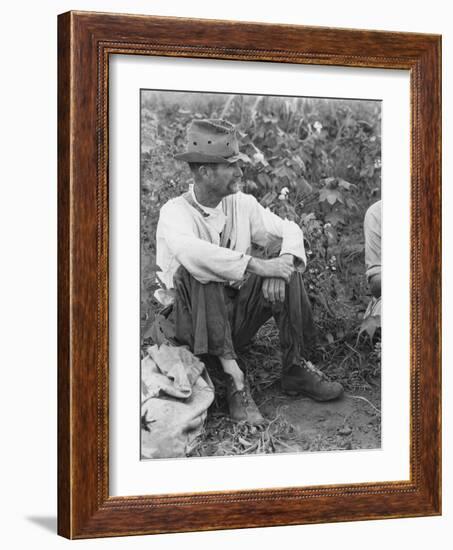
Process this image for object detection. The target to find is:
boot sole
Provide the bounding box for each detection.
[282,387,344,402]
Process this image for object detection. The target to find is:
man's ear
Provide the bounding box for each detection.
[199,164,214,180]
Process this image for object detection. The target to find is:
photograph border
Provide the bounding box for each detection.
[58,11,441,538]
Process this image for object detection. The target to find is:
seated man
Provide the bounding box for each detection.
[154,118,343,425]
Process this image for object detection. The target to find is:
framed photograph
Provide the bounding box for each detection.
[58,11,441,538]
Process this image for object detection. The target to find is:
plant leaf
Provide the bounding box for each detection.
[338,178,354,190]
[325,210,345,226]
[319,188,344,205]
[260,191,277,207]
[295,176,312,194]
[257,172,272,189]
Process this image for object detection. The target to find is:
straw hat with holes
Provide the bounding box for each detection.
[174,119,250,164]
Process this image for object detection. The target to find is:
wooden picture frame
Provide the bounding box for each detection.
[58,10,441,539]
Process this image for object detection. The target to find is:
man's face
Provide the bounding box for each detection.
[206,163,243,197]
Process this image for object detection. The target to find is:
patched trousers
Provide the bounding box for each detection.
[166,266,317,373]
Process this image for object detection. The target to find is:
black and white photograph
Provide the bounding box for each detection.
[140,89,382,460]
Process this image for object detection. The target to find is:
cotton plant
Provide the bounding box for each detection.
[278,186,289,200]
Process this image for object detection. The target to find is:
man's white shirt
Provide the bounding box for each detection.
[155,184,307,300]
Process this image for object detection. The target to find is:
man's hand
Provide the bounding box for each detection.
[262,277,286,303]
[247,254,295,282]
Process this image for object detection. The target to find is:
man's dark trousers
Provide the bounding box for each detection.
[167,266,317,373]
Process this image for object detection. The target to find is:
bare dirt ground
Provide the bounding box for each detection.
[260,387,380,452]
[189,383,380,457]
[188,319,381,457]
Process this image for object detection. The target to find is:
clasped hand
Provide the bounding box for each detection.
[262,277,286,303]
[247,254,295,303]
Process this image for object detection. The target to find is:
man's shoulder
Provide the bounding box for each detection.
[365,200,381,222]
[224,190,258,208]
[160,190,259,218]
[158,194,193,225]
[364,200,382,233]
[160,194,187,212]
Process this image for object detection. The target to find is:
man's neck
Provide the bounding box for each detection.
[193,182,222,208]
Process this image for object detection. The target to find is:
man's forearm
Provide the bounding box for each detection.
[168,233,252,284]
[280,253,295,265]
[246,257,267,277]
[247,255,295,282]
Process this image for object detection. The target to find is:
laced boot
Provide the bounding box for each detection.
[281,360,344,401]
[225,374,265,425]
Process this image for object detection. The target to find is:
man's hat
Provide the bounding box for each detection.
[174,119,250,164]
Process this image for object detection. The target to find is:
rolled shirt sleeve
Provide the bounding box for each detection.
[156,201,251,286]
[247,194,307,270]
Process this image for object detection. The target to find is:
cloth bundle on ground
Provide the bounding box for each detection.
[141,344,214,459]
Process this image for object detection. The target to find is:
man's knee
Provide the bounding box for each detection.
[173,265,192,287]
[173,265,223,290]
[173,266,229,313]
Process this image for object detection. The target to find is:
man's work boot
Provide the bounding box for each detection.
[281,360,344,401]
[225,375,265,425]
